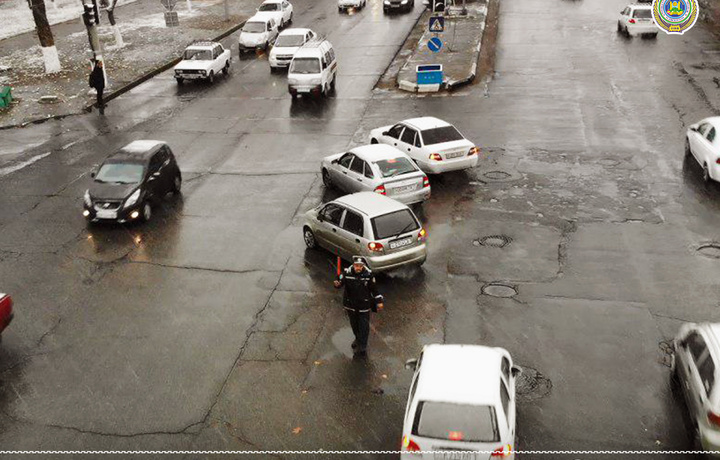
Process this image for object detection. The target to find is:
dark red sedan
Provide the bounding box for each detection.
[0,293,13,339]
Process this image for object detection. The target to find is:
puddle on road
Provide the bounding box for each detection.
[515,366,552,402]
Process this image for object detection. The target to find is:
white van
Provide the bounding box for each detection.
[287,38,337,99]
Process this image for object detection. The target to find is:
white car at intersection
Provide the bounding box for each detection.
[173,41,231,84]
[269,28,316,72]
[255,0,293,28]
[686,117,720,183]
[370,117,479,174]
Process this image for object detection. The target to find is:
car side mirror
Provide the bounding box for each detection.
[405,358,418,371]
[90,171,96,178]
[382,131,389,136]
[331,159,338,164]
[511,365,522,378]
[690,126,699,132]
[317,214,324,222]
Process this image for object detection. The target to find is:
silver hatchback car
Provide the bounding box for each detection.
[303,192,427,272]
[321,144,431,205]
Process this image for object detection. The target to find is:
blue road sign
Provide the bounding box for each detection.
[427,37,443,52]
[429,15,444,32]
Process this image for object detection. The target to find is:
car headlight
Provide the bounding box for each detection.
[288,78,299,85]
[84,189,92,207]
[124,189,141,209]
[384,0,390,4]
[175,69,181,75]
[401,0,408,3]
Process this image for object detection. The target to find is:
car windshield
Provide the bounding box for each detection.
[275,34,305,47]
[421,126,465,145]
[95,162,144,184]
[413,402,499,443]
[290,57,320,74]
[371,209,419,240]
[183,49,212,60]
[258,3,280,10]
[633,8,652,18]
[243,22,266,33]
[376,157,417,178]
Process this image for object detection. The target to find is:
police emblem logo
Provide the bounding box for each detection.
[652,0,699,34]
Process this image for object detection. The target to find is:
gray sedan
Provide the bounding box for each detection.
[321,144,431,205]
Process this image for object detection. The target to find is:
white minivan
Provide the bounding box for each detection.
[287,38,337,99]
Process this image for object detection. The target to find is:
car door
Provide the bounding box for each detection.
[500,357,516,443]
[689,123,709,164]
[382,123,405,148]
[680,332,711,419]
[398,125,423,162]
[346,156,369,192]
[336,209,366,258]
[146,152,164,199]
[702,126,718,169]
[331,153,355,191]
[315,203,346,253]
[404,352,423,425]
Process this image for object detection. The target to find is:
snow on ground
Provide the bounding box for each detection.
[0,0,142,41]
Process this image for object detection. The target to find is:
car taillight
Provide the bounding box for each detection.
[708,411,720,428]
[402,436,421,452]
[417,228,427,242]
[629,18,636,23]
[468,146,480,156]
[491,444,512,457]
[716,158,720,165]
[429,153,442,161]
[422,175,430,188]
[0,295,12,314]
[374,184,386,195]
[368,241,384,252]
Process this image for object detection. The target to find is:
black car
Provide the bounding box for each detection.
[83,140,181,224]
[383,0,414,13]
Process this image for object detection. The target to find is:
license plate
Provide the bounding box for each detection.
[298,88,310,93]
[96,209,117,219]
[446,151,465,159]
[389,237,413,249]
[393,184,416,194]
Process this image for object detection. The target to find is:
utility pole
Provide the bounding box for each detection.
[28,0,61,73]
[103,0,124,47]
[82,0,107,85]
[224,0,229,20]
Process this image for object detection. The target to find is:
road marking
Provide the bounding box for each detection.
[0,151,51,178]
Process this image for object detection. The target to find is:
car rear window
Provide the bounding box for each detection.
[258,2,280,10]
[290,57,321,74]
[413,402,499,443]
[371,209,419,240]
[376,157,417,178]
[421,126,464,146]
[633,8,652,18]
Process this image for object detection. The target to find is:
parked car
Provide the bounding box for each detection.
[288,38,337,98]
[686,117,720,183]
[238,16,279,53]
[0,293,13,341]
[321,144,431,205]
[370,117,479,174]
[401,344,519,459]
[255,0,293,29]
[174,41,231,84]
[303,192,427,272]
[383,0,414,13]
[269,28,316,72]
[83,140,181,224]
[339,0,366,12]
[617,3,658,38]
[672,323,720,454]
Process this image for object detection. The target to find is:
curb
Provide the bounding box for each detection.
[0,19,246,131]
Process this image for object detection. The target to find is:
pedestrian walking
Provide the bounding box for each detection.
[89,59,106,115]
[334,256,384,357]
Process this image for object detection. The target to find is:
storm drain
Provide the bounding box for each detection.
[473,235,512,248]
[697,243,720,259]
[483,170,512,181]
[481,282,517,298]
[515,366,552,402]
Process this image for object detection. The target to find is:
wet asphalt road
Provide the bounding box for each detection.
[4,0,720,457]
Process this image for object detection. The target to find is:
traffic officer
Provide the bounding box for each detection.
[333,256,384,356]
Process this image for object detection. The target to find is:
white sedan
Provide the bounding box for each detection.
[401,344,519,458]
[255,0,293,28]
[370,116,479,174]
[686,117,720,183]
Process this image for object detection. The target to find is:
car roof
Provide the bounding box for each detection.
[700,117,720,128]
[628,3,652,8]
[334,191,409,217]
[402,116,452,131]
[261,0,283,3]
[351,144,411,162]
[186,41,217,49]
[279,28,312,36]
[414,344,505,406]
[110,140,165,161]
[247,14,273,23]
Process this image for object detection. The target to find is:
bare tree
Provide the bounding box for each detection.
[29,0,61,73]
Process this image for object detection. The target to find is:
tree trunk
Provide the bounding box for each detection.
[30,0,61,73]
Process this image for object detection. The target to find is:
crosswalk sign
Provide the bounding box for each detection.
[429,16,444,33]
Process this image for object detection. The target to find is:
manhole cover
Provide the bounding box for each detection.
[515,366,552,402]
[481,282,517,298]
[698,243,720,259]
[473,235,512,248]
[598,158,621,167]
[484,170,511,180]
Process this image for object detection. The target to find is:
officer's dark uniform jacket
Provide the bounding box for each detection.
[337,266,381,313]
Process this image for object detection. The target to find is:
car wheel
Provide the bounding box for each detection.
[322,169,333,188]
[142,202,152,222]
[331,74,337,93]
[370,138,378,144]
[617,21,622,32]
[685,139,691,157]
[322,84,329,98]
[291,92,298,100]
[208,71,215,83]
[175,77,184,85]
[270,66,276,74]
[650,32,658,39]
[303,227,317,249]
[339,6,343,12]
[223,62,230,75]
[704,163,711,183]
[172,174,182,194]
[289,12,293,24]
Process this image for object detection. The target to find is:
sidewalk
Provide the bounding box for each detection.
[0,0,257,128]
[396,1,487,92]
